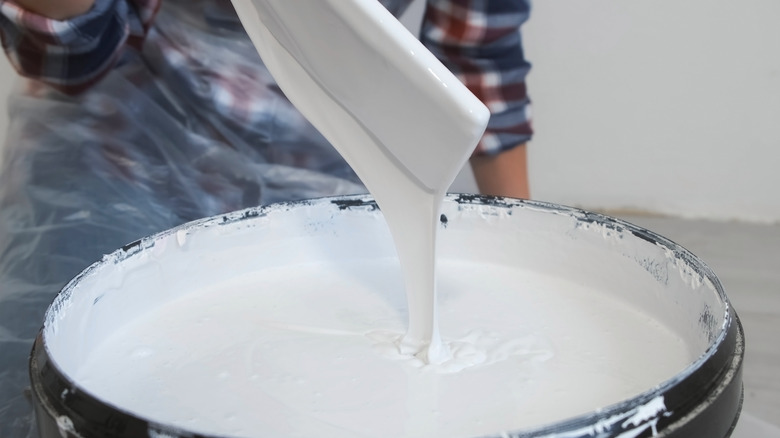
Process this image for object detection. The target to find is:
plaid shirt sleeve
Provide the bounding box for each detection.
[421,0,533,155]
[0,0,160,94]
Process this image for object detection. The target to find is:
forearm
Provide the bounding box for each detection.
[470,143,530,199]
[12,0,95,20]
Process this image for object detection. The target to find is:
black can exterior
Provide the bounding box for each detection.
[28,195,746,438]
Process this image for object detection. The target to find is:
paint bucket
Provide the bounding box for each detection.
[29,195,744,438]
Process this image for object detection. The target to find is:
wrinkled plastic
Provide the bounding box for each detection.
[0,2,368,436]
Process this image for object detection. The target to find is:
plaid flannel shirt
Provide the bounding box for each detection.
[0,0,532,154]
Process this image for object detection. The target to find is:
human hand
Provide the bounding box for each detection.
[12,0,96,20]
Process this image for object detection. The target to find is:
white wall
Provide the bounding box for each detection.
[2,1,778,222]
[524,0,780,223]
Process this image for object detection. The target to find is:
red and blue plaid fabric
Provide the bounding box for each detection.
[0,0,532,154]
[0,0,160,94]
[422,0,532,153]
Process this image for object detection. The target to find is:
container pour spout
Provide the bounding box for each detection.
[231,0,489,363]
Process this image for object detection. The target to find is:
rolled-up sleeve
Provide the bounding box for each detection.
[421,0,532,155]
[0,0,160,94]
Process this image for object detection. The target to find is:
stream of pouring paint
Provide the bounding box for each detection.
[231,0,490,364]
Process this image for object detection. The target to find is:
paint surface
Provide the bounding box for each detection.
[74,259,692,438]
[46,198,719,437]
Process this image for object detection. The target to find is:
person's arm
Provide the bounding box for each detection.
[0,0,161,94]
[11,0,95,20]
[470,143,530,199]
[420,0,533,198]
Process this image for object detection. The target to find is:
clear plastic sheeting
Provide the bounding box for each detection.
[0,3,365,436]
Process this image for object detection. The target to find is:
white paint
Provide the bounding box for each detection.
[230,0,489,362]
[55,415,75,437]
[43,197,727,437]
[554,395,668,438]
[616,396,667,437]
[71,261,686,437]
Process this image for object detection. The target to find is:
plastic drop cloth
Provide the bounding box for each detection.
[0,2,373,435]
